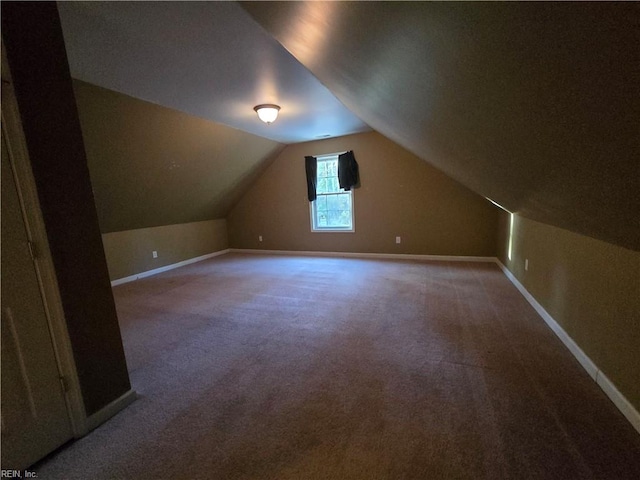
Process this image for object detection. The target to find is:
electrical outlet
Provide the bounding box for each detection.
[525,258,529,271]
[396,236,401,244]
[152,251,158,259]
[259,235,263,242]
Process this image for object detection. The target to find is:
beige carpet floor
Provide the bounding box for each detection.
[35,253,640,479]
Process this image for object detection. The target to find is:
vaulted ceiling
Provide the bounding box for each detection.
[58,1,639,250]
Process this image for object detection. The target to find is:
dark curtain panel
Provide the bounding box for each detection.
[338,150,359,191]
[305,156,317,201]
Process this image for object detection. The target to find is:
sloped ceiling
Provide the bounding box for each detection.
[241,2,640,251]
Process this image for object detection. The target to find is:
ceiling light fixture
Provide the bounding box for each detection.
[253,104,280,124]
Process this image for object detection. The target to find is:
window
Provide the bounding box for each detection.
[310,154,354,232]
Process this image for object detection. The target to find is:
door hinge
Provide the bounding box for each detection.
[27,240,37,260]
[59,376,69,393]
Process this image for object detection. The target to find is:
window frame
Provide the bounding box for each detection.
[309,153,355,233]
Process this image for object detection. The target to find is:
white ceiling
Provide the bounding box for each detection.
[57,1,371,144]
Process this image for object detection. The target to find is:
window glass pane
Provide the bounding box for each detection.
[328,210,337,227]
[326,194,339,211]
[316,195,327,211]
[317,178,328,194]
[317,161,327,178]
[327,160,337,177]
[337,193,350,209]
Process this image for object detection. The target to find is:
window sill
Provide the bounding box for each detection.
[311,228,355,233]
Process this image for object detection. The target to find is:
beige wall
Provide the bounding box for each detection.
[228,132,499,256]
[498,213,640,411]
[102,219,228,280]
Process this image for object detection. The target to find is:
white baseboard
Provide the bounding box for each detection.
[83,389,137,434]
[496,260,640,434]
[230,248,496,263]
[595,370,640,434]
[111,249,230,286]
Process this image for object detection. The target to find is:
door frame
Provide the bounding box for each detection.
[2,42,88,437]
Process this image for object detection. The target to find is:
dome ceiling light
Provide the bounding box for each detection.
[253,104,281,124]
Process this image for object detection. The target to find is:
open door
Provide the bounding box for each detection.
[1,42,85,469]
[1,125,74,470]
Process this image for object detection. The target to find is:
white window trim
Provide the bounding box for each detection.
[310,153,355,233]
